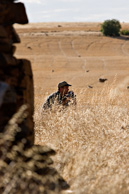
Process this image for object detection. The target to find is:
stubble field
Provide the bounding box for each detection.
[15,22,129,193]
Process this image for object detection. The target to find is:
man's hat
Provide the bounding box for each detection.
[58,81,72,88]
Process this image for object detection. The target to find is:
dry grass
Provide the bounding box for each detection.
[0,105,70,193]
[35,81,129,194]
[14,22,129,193]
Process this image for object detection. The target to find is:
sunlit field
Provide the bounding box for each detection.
[15,22,129,193]
[34,81,129,194]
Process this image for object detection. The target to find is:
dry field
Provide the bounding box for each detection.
[15,22,129,193]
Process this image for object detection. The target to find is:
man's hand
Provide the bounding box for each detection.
[62,91,76,106]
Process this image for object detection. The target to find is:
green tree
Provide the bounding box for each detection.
[121,29,129,36]
[101,19,121,36]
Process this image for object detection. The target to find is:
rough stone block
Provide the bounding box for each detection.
[17,59,34,114]
[11,27,21,43]
[3,25,21,43]
[16,59,34,143]
[0,53,19,66]
[0,81,17,131]
[0,26,8,38]
[0,42,12,52]
[0,2,28,25]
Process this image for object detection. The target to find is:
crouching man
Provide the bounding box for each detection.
[42,81,76,110]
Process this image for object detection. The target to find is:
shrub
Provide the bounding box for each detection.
[121,29,129,35]
[101,19,121,36]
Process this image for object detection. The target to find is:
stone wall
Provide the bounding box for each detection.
[0,0,34,145]
[0,0,69,193]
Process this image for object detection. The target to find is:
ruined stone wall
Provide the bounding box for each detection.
[0,1,69,193]
[0,0,34,145]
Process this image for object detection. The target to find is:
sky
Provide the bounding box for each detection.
[18,0,129,23]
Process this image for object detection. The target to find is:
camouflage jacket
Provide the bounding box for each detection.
[42,91,76,110]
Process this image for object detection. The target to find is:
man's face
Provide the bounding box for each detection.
[60,86,69,96]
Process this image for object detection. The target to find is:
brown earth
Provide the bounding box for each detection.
[14,22,129,106]
[14,22,129,193]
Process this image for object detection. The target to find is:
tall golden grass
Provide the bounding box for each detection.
[35,80,129,194]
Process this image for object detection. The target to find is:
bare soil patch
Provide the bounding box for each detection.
[15,22,129,99]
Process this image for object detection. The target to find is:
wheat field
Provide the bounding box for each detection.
[15,22,129,193]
